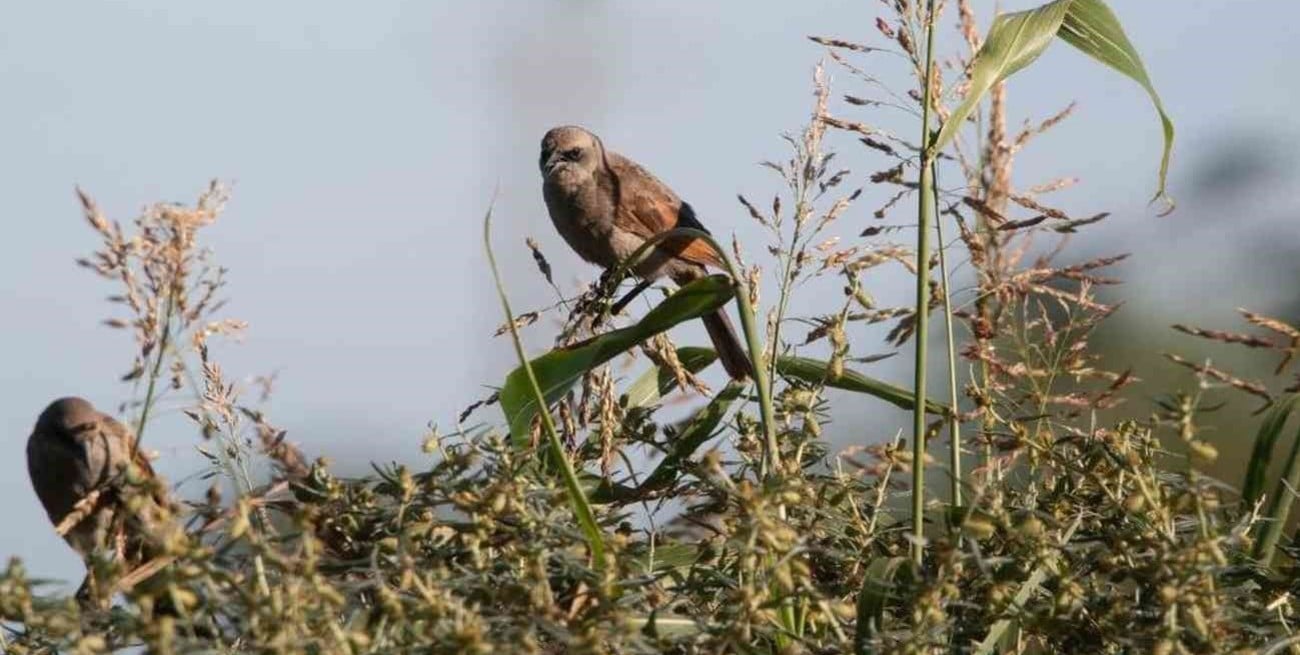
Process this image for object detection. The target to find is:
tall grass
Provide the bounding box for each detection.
[5,3,1300,654]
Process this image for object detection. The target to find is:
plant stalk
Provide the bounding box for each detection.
[605,227,779,478]
[1255,420,1300,566]
[134,288,176,453]
[483,202,608,574]
[911,0,940,566]
[934,164,962,510]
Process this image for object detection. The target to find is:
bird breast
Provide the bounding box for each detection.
[543,177,621,269]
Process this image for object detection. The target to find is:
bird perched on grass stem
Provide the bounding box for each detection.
[539,125,752,380]
[26,396,176,607]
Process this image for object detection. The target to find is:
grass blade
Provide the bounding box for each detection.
[775,355,950,415]
[483,200,607,572]
[974,514,1080,654]
[930,0,1073,155]
[972,564,1051,655]
[1251,395,1300,566]
[1059,0,1175,210]
[931,0,1175,211]
[498,275,734,447]
[622,346,718,409]
[854,556,909,653]
[592,380,744,503]
[1243,395,1300,507]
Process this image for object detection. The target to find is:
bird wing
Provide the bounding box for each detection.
[96,414,171,508]
[26,426,89,523]
[607,153,725,269]
[93,413,172,563]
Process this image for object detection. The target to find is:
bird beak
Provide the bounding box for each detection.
[543,153,562,176]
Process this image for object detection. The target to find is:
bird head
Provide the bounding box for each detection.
[539,125,602,183]
[35,396,101,440]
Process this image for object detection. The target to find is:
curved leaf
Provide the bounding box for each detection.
[973,564,1052,655]
[1059,0,1175,210]
[593,380,744,503]
[1250,394,1300,566]
[484,202,607,570]
[931,0,1073,155]
[775,356,950,415]
[499,275,735,447]
[622,346,719,409]
[1243,394,1300,506]
[854,556,909,653]
[931,0,1173,210]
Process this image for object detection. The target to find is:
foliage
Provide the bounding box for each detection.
[5,2,1300,654]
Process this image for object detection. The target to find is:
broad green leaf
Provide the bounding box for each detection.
[592,380,745,503]
[622,346,719,409]
[973,514,1078,654]
[930,0,1073,155]
[499,275,734,447]
[973,564,1052,655]
[930,0,1174,210]
[627,612,701,638]
[854,556,909,652]
[1059,0,1175,210]
[1242,394,1300,506]
[1250,394,1300,566]
[775,356,950,415]
[626,541,700,575]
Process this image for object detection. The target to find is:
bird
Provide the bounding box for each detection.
[26,396,175,606]
[539,125,752,380]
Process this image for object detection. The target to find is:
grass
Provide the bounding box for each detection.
[4,2,1300,653]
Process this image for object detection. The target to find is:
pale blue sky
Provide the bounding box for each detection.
[2,1,1297,588]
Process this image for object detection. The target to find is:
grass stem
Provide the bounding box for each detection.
[134,290,176,452]
[934,165,962,510]
[911,0,940,566]
[483,200,608,574]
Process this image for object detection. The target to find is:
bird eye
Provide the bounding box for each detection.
[563,148,582,161]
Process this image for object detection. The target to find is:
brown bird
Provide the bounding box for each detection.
[26,396,173,604]
[539,125,752,380]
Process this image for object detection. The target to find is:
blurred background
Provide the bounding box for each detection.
[1,0,1296,590]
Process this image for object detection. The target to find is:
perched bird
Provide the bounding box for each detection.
[539,125,752,380]
[26,396,173,603]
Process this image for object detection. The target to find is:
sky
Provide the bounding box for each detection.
[2,0,1297,590]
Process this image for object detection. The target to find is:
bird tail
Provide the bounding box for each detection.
[701,310,752,381]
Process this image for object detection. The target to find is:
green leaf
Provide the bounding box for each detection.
[1249,394,1300,566]
[854,556,909,652]
[627,612,700,638]
[499,275,735,447]
[592,380,744,503]
[775,356,950,415]
[622,346,719,409]
[930,0,1073,155]
[483,200,607,571]
[972,564,1053,655]
[626,541,700,576]
[1058,0,1175,210]
[973,514,1078,654]
[930,0,1173,210]
[1243,395,1300,507]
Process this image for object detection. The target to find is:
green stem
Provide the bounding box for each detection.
[605,227,779,478]
[934,165,962,510]
[134,289,176,453]
[731,257,779,479]
[911,0,940,566]
[483,202,608,574]
[1255,419,1300,567]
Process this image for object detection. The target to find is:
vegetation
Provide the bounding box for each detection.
[5,1,1300,653]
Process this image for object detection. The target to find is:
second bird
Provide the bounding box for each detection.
[539,125,752,380]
